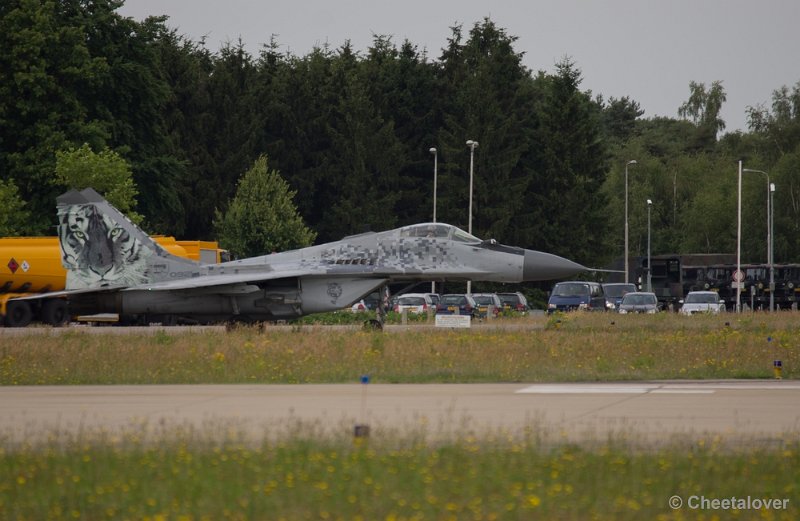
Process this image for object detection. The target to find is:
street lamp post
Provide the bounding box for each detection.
[624,160,637,284]
[736,161,742,313]
[743,168,772,311]
[430,148,438,223]
[466,140,478,295]
[770,182,775,311]
[647,199,652,292]
[430,147,438,294]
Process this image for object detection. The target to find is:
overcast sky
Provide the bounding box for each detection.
[119,0,799,133]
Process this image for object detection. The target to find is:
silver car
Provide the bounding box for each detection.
[393,293,435,314]
[680,291,726,315]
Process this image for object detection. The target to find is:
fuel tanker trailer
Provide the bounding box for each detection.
[0,236,227,327]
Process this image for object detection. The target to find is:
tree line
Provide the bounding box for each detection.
[2,0,799,271]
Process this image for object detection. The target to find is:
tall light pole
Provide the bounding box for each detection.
[466,140,478,294]
[743,168,772,311]
[736,161,742,313]
[624,160,637,283]
[430,147,438,294]
[770,182,775,311]
[430,147,438,223]
[647,199,652,292]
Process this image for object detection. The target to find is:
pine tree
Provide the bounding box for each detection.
[213,156,316,258]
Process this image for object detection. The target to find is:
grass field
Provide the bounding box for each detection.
[2,312,798,519]
[2,425,798,520]
[1,312,797,385]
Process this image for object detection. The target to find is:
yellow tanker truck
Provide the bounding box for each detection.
[0,236,228,327]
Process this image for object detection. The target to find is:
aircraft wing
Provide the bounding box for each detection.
[124,268,328,293]
[10,270,333,301]
[11,264,481,304]
[10,285,127,301]
[126,264,491,293]
[14,262,492,304]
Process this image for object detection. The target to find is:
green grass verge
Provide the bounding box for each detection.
[1,313,798,384]
[1,428,797,520]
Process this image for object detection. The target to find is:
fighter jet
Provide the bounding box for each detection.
[25,188,587,324]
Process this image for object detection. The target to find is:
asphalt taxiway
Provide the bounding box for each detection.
[1,381,798,445]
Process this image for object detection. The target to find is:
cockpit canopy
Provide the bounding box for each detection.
[398,223,480,243]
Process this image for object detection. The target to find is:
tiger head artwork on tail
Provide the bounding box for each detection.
[56,188,196,290]
[57,203,150,289]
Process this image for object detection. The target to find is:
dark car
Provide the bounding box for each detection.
[436,294,477,317]
[547,281,606,313]
[470,293,502,318]
[602,283,637,311]
[497,292,529,313]
[618,292,659,314]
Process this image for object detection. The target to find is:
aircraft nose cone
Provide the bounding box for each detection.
[522,249,586,281]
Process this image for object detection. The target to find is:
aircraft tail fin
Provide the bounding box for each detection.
[56,188,197,290]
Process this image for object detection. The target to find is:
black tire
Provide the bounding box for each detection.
[42,299,69,327]
[363,319,383,331]
[5,301,33,328]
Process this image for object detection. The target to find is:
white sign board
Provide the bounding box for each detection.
[435,314,472,328]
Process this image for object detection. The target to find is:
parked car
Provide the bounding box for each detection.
[602,283,637,311]
[618,292,659,314]
[421,293,440,308]
[497,292,529,313]
[547,281,606,313]
[470,293,502,318]
[680,291,726,315]
[353,292,381,312]
[393,293,435,314]
[350,299,369,312]
[436,294,477,317]
[362,292,381,310]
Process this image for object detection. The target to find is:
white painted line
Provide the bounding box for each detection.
[516,382,800,395]
[690,384,800,390]
[651,390,715,394]
[516,385,653,394]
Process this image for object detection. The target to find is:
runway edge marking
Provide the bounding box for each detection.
[516,382,800,395]
[515,384,714,395]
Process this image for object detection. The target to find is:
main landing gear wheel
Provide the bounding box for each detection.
[363,285,390,332]
[363,319,383,331]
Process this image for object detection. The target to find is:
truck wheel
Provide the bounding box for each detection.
[5,301,33,327]
[42,299,69,327]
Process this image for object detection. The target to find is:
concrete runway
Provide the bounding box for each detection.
[2,381,799,445]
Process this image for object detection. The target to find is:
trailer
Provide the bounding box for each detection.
[638,254,800,311]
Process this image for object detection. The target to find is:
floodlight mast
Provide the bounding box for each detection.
[624,160,637,284]
[430,147,438,294]
[466,140,478,295]
[430,147,438,223]
[647,199,653,292]
[743,167,773,311]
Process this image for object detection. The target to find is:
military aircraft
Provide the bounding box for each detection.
[20,188,588,325]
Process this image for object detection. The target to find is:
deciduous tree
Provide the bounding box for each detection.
[54,143,142,224]
[0,179,29,236]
